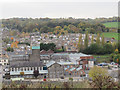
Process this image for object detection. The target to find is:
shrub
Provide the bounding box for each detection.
[83,43,114,55]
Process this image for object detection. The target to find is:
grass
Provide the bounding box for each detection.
[103,22,119,28]
[101,32,118,40]
[93,54,111,63]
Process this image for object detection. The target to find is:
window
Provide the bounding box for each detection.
[39,67,41,70]
[28,67,29,71]
[24,67,26,71]
[21,68,23,71]
[12,68,14,71]
[18,68,20,71]
[43,66,47,70]
[15,68,17,71]
[37,67,39,70]
[34,67,35,70]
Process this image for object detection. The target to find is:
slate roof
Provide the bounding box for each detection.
[57,61,78,65]
[32,46,40,49]
[76,65,82,71]
[70,67,76,71]
[46,61,55,67]
[10,61,43,68]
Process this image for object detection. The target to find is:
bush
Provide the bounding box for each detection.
[69,77,73,81]
[6,47,14,52]
[83,43,114,55]
[55,49,63,52]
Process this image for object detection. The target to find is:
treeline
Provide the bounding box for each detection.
[1,17,111,34]
[78,32,118,55]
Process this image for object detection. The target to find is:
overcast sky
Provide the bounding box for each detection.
[0,0,119,19]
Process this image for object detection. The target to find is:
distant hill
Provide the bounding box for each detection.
[1,17,118,33]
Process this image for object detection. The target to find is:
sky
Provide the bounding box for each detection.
[0,0,119,19]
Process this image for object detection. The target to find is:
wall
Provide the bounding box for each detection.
[29,49,40,61]
[48,63,64,78]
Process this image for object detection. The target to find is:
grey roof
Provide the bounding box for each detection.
[70,67,76,71]
[10,61,43,68]
[46,61,55,67]
[57,61,78,65]
[76,65,82,71]
[53,53,69,56]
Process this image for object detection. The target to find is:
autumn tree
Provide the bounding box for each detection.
[101,33,105,46]
[84,31,89,48]
[77,34,83,52]
[20,72,24,77]
[91,34,94,44]
[55,26,62,30]
[89,66,118,89]
[96,33,100,45]
[11,42,18,48]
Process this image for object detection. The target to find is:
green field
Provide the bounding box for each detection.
[103,22,119,28]
[93,54,111,63]
[101,32,118,40]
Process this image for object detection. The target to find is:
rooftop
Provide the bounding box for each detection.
[32,46,40,49]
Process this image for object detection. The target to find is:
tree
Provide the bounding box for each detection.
[91,34,94,44]
[40,43,56,51]
[83,43,101,54]
[101,33,105,46]
[3,38,10,44]
[6,47,14,52]
[84,31,89,48]
[20,72,24,77]
[103,43,114,54]
[77,34,83,52]
[83,43,114,55]
[55,26,62,30]
[111,49,120,64]
[33,70,39,78]
[89,66,118,89]
[96,33,100,45]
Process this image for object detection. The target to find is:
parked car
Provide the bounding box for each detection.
[60,76,64,79]
[111,62,115,65]
[98,63,108,66]
[113,65,118,68]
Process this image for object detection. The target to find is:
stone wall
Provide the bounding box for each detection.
[29,49,40,61]
[48,63,64,78]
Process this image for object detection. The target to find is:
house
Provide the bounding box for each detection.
[0,53,9,67]
[69,53,95,68]
[40,50,54,64]
[46,61,64,78]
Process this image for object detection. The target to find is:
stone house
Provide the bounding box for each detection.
[46,61,64,78]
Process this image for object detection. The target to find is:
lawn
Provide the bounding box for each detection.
[101,32,118,40]
[103,22,119,28]
[93,54,111,63]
